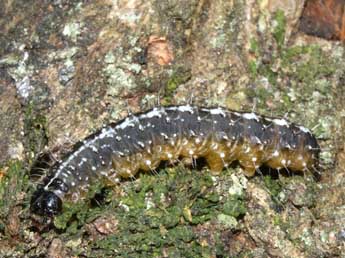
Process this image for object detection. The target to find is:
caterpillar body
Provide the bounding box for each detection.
[31,105,320,217]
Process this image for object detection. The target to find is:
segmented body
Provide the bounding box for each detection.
[31,105,320,216]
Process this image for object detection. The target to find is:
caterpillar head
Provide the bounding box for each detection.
[31,187,62,217]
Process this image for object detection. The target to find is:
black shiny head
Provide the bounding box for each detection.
[31,188,62,216]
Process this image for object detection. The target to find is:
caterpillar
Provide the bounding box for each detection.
[30,105,320,217]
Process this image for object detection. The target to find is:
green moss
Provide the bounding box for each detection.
[282,45,335,85]
[273,215,282,226]
[273,10,286,49]
[248,60,258,77]
[246,85,274,109]
[247,42,279,85]
[24,102,48,157]
[221,194,246,218]
[0,161,27,207]
[164,67,191,103]
[273,214,290,233]
[217,213,238,228]
[263,175,282,197]
[246,10,337,139]
[81,167,235,256]
[279,44,336,136]
[249,38,259,55]
[0,161,28,228]
[54,181,106,230]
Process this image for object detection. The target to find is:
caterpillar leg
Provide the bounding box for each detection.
[242,166,256,177]
[205,152,224,175]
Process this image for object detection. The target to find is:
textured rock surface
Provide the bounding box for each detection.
[300,0,345,41]
[0,0,344,257]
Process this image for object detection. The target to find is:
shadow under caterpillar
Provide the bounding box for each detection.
[30,105,320,217]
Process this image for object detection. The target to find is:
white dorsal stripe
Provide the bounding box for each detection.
[242,112,259,121]
[273,118,289,127]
